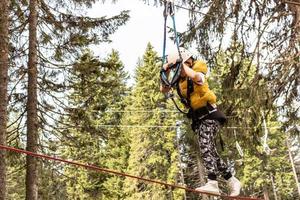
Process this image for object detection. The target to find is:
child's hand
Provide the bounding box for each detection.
[160,84,171,93]
[163,63,170,71]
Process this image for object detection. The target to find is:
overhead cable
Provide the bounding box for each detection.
[168,2,298,36]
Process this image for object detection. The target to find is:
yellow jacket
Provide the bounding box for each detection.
[178,60,216,110]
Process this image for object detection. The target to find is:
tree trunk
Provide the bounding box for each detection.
[0,0,9,199]
[26,0,38,199]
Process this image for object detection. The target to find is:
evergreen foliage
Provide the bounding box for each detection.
[1,1,299,199]
[5,0,130,198]
[123,43,184,200]
[209,41,297,198]
[60,50,129,199]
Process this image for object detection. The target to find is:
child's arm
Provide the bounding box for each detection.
[182,64,205,85]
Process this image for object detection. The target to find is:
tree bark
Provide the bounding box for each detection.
[26,0,39,199]
[0,0,9,199]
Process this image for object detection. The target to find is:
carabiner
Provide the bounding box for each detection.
[164,0,175,17]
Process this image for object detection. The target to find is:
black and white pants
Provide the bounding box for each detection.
[193,119,231,180]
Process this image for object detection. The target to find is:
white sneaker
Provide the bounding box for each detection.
[195,180,220,195]
[227,176,241,196]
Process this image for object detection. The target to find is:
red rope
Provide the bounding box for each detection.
[0,145,262,200]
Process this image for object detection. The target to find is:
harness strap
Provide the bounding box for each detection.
[161,0,187,114]
[176,80,189,107]
[175,78,194,108]
[170,96,188,114]
[186,78,194,106]
[160,1,182,87]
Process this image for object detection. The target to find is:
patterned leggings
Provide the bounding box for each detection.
[193,119,231,180]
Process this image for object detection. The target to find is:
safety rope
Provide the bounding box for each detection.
[162,0,181,63]
[161,0,182,87]
[0,145,262,200]
[171,14,181,59]
[166,91,189,114]
[161,0,168,65]
[170,95,188,114]
[161,0,188,114]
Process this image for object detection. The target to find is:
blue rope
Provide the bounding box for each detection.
[160,1,188,115]
[171,15,182,59]
[161,0,183,85]
[162,15,167,65]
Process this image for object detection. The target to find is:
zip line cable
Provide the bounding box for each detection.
[0,145,263,200]
[159,1,300,36]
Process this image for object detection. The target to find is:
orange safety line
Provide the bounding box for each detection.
[0,145,263,200]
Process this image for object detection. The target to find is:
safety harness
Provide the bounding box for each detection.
[160,0,218,121]
[160,0,189,114]
[160,1,225,149]
[176,77,194,108]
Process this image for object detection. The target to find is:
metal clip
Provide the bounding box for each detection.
[164,0,175,17]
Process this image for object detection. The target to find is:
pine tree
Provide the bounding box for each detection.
[0,0,10,199]
[151,0,300,197]
[149,0,299,147]
[99,51,131,200]
[209,42,297,198]
[122,43,184,200]
[60,49,129,199]
[5,1,130,198]
[25,0,39,199]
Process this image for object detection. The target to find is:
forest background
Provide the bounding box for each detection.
[0,0,299,200]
